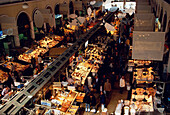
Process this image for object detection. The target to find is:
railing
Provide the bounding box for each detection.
[0,0,36,5]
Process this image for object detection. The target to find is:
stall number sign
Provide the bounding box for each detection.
[41,100,52,107]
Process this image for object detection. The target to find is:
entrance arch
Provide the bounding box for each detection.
[46,5,53,14]
[46,5,55,31]
[17,12,31,47]
[55,4,62,27]
[162,12,167,32]
[69,1,74,14]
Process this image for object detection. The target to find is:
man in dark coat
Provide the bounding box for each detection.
[84,92,91,112]
[90,93,96,113]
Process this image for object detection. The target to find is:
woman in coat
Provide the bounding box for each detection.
[100,91,105,111]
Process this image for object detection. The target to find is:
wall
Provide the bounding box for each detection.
[155,0,170,33]
[0,0,72,46]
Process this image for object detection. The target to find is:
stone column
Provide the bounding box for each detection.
[53,14,56,29]
[14,35,20,47]
[13,27,20,47]
[30,21,35,39]
[44,23,47,32]
[93,9,96,23]
[167,52,170,73]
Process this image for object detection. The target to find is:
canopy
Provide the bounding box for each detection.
[90,1,96,5]
[110,7,119,12]
[49,48,67,57]
[93,1,103,8]
[105,23,115,31]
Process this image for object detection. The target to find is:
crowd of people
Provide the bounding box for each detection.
[59,12,136,113]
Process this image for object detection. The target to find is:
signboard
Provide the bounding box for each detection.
[134,13,155,31]
[110,7,118,12]
[34,10,44,28]
[136,5,151,13]
[60,3,68,15]
[41,100,52,107]
[105,22,115,31]
[132,31,165,61]
[67,86,76,90]
[74,1,82,10]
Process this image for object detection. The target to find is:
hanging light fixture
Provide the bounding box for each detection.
[22,2,29,9]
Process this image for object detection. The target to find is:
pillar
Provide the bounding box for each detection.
[93,9,96,23]
[14,35,20,47]
[167,52,170,73]
[44,23,47,32]
[30,21,35,39]
[13,27,20,47]
[53,14,56,29]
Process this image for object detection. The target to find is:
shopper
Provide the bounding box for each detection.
[14,70,22,82]
[3,72,15,90]
[1,85,10,97]
[90,93,96,113]
[93,76,100,93]
[132,78,137,89]
[126,83,131,100]
[104,79,111,97]
[100,91,106,111]
[83,85,90,94]
[67,76,74,85]
[111,72,116,89]
[84,92,91,112]
[31,57,36,69]
[119,76,125,94]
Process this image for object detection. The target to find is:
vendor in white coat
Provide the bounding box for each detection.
[119,76,125,94]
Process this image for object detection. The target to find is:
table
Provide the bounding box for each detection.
[0,69,8,83]
[71,62,92,85]
[18,48,48,63]
[1,62,29,72]
[133,67,154,84]
[131,88,154,112]
[51,90,78,114]
[39,37,59,48]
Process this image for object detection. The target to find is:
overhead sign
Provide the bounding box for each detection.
[136,5,151,13]
[105,22,115,31]
[110,7,118,12]
[34,10,44,28]
[132,31,165,61]
[134,13,155,31]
